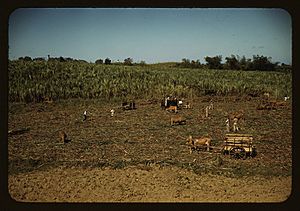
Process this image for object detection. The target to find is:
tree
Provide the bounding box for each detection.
[190,59,201,68]
[224,55,240,70]
[239,56,252,70]
[178,58,202,68]
[59,56,66,62]
[95,59,103,64]
[182,58,190,65]
[205,55,222,69]
[124,57,133,66]
[104,58,111,65]
[251,55,278,71]
[18,56,32,62]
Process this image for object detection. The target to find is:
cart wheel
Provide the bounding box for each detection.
[230,147,246,159]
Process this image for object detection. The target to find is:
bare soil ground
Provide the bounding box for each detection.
[8,96,292,202]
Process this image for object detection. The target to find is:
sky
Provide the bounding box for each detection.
[8,8,292,64]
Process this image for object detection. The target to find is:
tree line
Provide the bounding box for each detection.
[178,55,291,72]
[17,56,146,66]
[16,54,291,72]
[17,56,88,63]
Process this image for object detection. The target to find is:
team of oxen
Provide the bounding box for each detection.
[159,93,289,154]
[159,96,245,154]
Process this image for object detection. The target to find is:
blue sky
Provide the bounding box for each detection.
[8,8,292,64]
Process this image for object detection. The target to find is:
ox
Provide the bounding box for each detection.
[166,105,178,113]
[186,135,211,154]
[170,115,186,126]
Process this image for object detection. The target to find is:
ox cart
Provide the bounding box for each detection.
[222,133,256,159]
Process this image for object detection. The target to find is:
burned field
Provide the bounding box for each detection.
[8,96,292,202]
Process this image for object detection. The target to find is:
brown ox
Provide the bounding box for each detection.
[186,135,211,153]
[170,115,186,126]
[166,105,178,113]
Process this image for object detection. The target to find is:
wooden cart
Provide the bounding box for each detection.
[222,133,257,159]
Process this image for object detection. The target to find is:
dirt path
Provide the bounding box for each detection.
[9,165,291,202]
